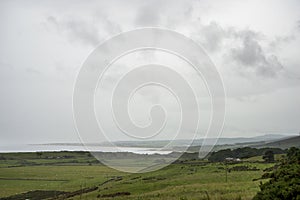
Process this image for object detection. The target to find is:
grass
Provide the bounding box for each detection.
[0,152,275,200]
[243,153,285,162]
[0,165,125,198]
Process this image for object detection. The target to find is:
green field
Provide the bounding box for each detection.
[0,151,276,200]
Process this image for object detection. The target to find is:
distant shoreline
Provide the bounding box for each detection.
[0,144,174,155]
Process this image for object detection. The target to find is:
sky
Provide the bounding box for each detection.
[0,0,300,145]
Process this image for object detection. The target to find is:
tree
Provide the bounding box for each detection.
[36,152,43,158]
[208,149,233,162]
[263,150,274,163]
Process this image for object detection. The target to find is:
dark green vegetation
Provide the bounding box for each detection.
[262,150,275,163]
[1,190,69,200]
[253,147,300,200]
[0,151,99,167]
[208,147,285,162]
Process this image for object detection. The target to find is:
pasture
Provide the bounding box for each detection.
[0,152,275,200]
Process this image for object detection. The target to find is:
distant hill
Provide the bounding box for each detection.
[187,134,298,153]
[252,135,300,149]
[250,134,289,141]
[195,134,288,146]
[112,134,289,147]
[37,134,297,152]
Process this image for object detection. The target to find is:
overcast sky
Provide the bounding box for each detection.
[1,0,300,145]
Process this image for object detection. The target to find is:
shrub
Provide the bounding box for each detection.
[253,147,300,200]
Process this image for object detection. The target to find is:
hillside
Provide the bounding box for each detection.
[252,136,300,149]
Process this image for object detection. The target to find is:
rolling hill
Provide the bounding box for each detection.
[252,135,300,149]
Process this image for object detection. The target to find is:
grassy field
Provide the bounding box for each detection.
[0,152,275,200]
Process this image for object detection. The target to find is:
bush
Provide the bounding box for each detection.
[262,150,275,163]
[253,147,300,200]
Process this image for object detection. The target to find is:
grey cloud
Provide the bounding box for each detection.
[0,62,13,82]
[191,22,285,78]
[134,0,194,27]
[135,1,164,26]
[270,34,295,49]
[189,21,226,53]
[230,31,283,78]
[276,35,295,43]
[231,34,264,66]
[200,22,225,52]
[46,15,120,46]
[25,68,41,75]
[1,61,41,76]
[193,23,260,54]
[0,61,14,70]
[47,16,99,46]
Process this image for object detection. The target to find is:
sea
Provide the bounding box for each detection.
[0,144,173,155]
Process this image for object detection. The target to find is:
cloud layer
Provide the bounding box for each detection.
[0,0,300,144]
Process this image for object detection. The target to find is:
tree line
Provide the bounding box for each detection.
[208,147,285,162]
